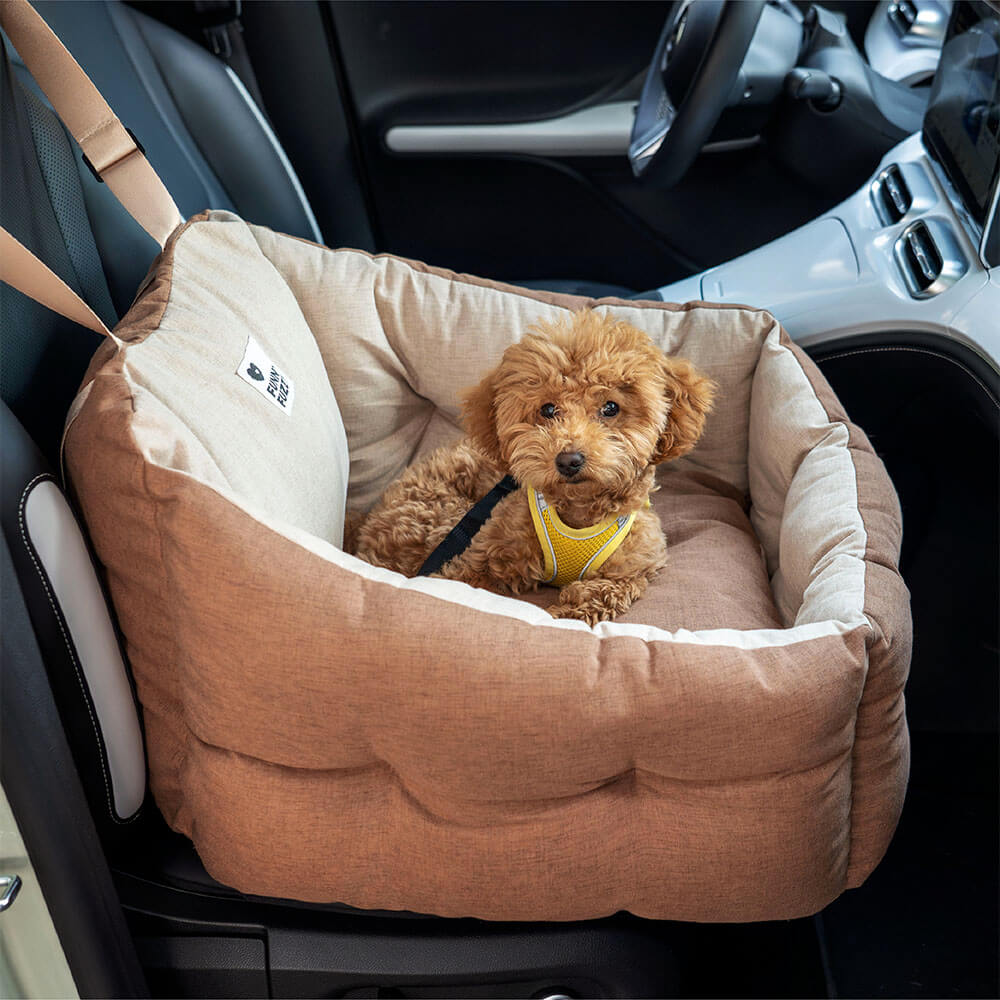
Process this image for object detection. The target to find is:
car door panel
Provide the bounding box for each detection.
[325,0,873,284]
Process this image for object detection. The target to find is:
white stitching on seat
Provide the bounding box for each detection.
[819,346,999,410]
[17,474,141,825]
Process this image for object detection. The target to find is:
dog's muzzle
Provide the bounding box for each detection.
[556,451,586,478]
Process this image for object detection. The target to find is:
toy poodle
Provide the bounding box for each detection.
[351,309,716,624]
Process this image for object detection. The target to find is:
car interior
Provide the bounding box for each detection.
[1,1,997,997]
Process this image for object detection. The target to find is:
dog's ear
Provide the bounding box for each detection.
[460,367,503,464]
[651,358,717,464]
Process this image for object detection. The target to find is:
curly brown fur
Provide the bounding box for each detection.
[352,309,716,624]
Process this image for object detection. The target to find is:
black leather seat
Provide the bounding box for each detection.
[3,0,325,462]
[22,0,322,306]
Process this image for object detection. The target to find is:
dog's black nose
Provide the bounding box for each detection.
[556,451,586,477]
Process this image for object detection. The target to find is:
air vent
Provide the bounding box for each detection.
[900,222,942,290]
[872,164,913,224]
[887,0,918,36]
[893,219,968,299]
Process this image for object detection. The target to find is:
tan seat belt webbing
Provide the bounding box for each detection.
[0,227,114,340]
[0,0,184,247]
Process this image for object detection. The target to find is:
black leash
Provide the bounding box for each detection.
[418,475,519,576]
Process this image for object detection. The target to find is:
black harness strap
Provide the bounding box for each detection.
[418,475,519,576]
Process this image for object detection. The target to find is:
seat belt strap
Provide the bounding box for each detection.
[0,227,114,340]
[0,0,184,247]
[418,475,520,576]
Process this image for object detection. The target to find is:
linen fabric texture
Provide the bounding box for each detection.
[64,211,911,922]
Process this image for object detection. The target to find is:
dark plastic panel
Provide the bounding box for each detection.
[812,331,998,998]
[811,331,999,734]
[327,0,699,279]
[269,922,674,998]
[363,154,692,288]
[135,936,268,999]
[120,874,679,999]
[820,731,998,998]
[119,860,838,999]
[329,1,662,126]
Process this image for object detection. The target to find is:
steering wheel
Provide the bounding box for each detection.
[629,0,766,187]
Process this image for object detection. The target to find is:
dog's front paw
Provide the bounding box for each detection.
[548,603,612,627]
[548,577,648,626]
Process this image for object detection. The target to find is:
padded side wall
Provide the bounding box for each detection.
[71,213,351,548]
[748,326,868,629]
[780,333,911,887]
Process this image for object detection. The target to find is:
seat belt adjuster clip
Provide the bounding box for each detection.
[81,127,146,185]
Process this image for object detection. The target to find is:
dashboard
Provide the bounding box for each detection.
[657,0,1000,374]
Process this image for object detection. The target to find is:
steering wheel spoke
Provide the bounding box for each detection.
[629,104,676,178]
[628,0,766,187]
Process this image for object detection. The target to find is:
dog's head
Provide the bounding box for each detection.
[462,310,716,517]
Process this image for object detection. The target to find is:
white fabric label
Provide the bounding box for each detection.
[237,336,295,415]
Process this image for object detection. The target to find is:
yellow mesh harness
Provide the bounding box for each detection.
[527,488,636,586]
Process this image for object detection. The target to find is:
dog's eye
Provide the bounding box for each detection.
[600,401,620,418]
[539,403,557,419]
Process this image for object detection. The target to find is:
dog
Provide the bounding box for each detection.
[351,309,716,624]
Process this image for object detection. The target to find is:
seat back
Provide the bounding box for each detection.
[0,0,322,848]
[3,0,323,464]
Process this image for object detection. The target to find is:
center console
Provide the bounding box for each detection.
[657,0,1000,374]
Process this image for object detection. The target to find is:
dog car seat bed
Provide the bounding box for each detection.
[63,210,911,924]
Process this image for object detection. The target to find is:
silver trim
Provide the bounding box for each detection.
[890,0,950,47]
[870,161,937,225]
[386,102,758,158]
[629,113,674,174]
[864,0,949,83]
[870,164,909,225]
[0,875,22,913]
[980,169,1000,269]
[386,101,637,157]
[893,218,968,298]
[223,66,323,245]
[654,133,998,370]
